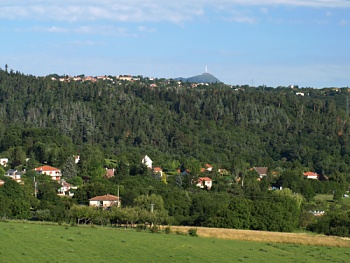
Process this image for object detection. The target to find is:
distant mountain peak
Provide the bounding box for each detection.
[175,71,221,84]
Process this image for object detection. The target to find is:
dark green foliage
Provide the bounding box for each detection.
[307,211,350,237]
[188,228,198,237]
[165,226,171,234]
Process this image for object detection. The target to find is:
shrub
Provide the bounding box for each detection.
[165,226,171,234]
[150,225,160,233]
[136,224,145,232]
[188,228,198,237]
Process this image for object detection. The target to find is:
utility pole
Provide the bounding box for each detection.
[34,176,37,198]
[117,184,120,207]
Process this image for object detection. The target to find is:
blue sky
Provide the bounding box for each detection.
[1,0,350,87]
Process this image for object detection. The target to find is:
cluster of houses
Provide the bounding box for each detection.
[1,154,324,210]
[51,75,141,83]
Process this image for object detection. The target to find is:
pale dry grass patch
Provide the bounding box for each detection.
[170,226,350,247]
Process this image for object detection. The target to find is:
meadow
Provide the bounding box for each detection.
[1,221,350,263]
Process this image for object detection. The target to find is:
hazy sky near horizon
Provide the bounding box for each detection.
[1,0,350,88]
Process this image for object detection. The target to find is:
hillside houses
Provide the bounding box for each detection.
[5,169,23,183]
[35,165,62,181]
[89,194,121,208]
[304,172,319,180]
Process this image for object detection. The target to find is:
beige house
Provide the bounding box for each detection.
[89,194,121,208]
[35,165,62,181]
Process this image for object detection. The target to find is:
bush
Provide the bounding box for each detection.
[165,226,171,234]
[136,224,145,232]
[150,225,160,233]
[188,228,198,237]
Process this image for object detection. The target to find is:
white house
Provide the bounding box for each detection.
[196,177,212,190]
[89,194,121,208]
[304,172,319,179]
[5,169,23,183]
[0,158,9,166]
[73,155,80,164]
[141,155,153,169]
[57,179,76,197]
[35,165,62,181]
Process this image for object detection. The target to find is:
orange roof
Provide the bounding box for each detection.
[89,194,120,201]
[35,165,60,171]
[205,164,212,168]
[153,167,162,172]
[304,172,318,177]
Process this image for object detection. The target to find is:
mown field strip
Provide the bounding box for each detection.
[1,221,350,263]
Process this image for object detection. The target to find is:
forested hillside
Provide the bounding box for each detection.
[1,68,350,236]
[1,69,350,172]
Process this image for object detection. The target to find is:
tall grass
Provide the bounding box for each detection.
[170,226,350,247]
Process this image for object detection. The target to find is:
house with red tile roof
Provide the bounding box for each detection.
[303,172,319,179]
[196,177,212,190]
[153,166,163,177]
[204,164,213,172]
[89,194,121,208]
[35,165,62,181]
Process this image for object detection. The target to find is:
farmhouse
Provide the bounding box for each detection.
[89,194,121,208]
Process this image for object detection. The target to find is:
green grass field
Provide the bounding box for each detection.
[1,221,350,263]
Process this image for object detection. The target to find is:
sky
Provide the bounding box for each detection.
[1,0,350,88]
